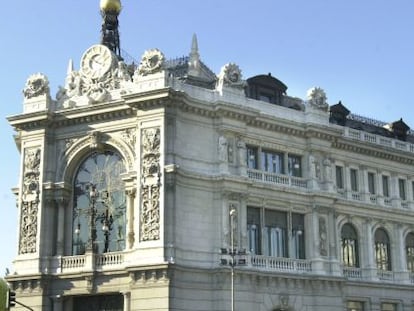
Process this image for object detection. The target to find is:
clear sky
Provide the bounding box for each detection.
[1,0,414,274]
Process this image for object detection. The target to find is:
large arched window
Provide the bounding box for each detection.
[405,232,414,272]
[374,228,391,271]
[341,223,359,267]
[72,150,126,255]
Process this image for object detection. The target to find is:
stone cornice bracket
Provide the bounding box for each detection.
[165,164,179,188]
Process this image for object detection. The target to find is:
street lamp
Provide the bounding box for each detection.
[220,208,247,311]
[230,208,236,311]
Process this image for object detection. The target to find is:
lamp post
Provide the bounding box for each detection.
[86,184,98,252]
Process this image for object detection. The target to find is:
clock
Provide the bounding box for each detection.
[80,44,115,79]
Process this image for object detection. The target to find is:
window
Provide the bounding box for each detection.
[288,154,302,177]
[350,169,358,192]
[406,232,414,273]
[247,207,305,259]
[412,181,414,200]
[291,213,305,259]
[341,224,359,267]
[368,172,376,194]
[261,150,283,174]
[246,146,258,169]
[247,207,261,255]
[336,166,344,189]
[381,303,397,311]
[264,210,287,257]
[399,178,407,200]
[347,301,364,311]
[375,228,391,271]
[382,175,390,197]
[72,151,126,255]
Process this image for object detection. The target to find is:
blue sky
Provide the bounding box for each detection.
[1,0,414,273]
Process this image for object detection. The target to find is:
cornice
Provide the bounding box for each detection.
[332,138,414,165]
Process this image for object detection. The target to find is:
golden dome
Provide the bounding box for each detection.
[100,0,122,13]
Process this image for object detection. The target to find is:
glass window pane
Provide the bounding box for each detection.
[261,150,283,174]
[336,166,344,189]
[399,179,406,200]
[264,210,287,257]
[347,301,364,311]
[246,146,258,169]
[368,172,376,194]
[382,176,390,197]
[341,224,359,267]
[406,232,414,272]
[381,303,397,311]
[350,169,358,192]
[375,229,391,271]
[247,207,261,255]
[73,151,126,255]
[288,154,301,177]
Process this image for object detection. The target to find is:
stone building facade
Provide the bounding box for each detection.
[6,5,414,311]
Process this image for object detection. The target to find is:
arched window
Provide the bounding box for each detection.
[405,232,414,272]
[374,228,391,271]
[341,223,359,267]
[72,150,126,255]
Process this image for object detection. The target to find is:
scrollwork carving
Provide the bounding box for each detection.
[135,49,165,77]
[23,73,50,99]
[307,87,329,111]
[140,128,161,241]
[20,148,42,254]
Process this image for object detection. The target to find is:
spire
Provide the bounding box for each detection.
[66,59,74,76]
[100,0,122,59]
[188,34,201,76]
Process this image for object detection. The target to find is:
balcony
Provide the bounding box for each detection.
[58,251,125,273]
[247,169,308,189]
[250,255,312,273]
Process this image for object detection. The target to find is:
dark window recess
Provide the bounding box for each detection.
[73,294,124,311]
[246,73,287,106]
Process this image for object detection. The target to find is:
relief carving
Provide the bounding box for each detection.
[140,128,161,241]
[23,73,50,99]
[319,217,328,256]
[20,148,41,254]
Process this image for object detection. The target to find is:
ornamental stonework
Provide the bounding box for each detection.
[140,128,161,241]
[19,148,41,254]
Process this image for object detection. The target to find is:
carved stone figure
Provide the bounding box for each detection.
[319,217,328,256]
[307,87,329,111]
[218,135,228,162]
[23,73,50,99]
[136,49,165,76]
[217,63,245,89]
[237,138,246,166]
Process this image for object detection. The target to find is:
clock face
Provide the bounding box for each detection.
[81,45,114,79]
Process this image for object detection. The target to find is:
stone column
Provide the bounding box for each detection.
[55,198,67,256]
[392,224,409,282]
[123,291,131,311]
[362,219,377,279]
[126,189,136,250]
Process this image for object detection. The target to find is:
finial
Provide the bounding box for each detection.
[66,59,74,76]
[100,0,122,14]
[188,34,200,76]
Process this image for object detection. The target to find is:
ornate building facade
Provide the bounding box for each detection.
[6,2,414,311]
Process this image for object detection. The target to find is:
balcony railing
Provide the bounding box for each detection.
[61,255,86,270]
[250,255,312,272]
[343,267,362,279]
[345,128,414,154]
[247,169,308,189]
[377,270,394,281]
